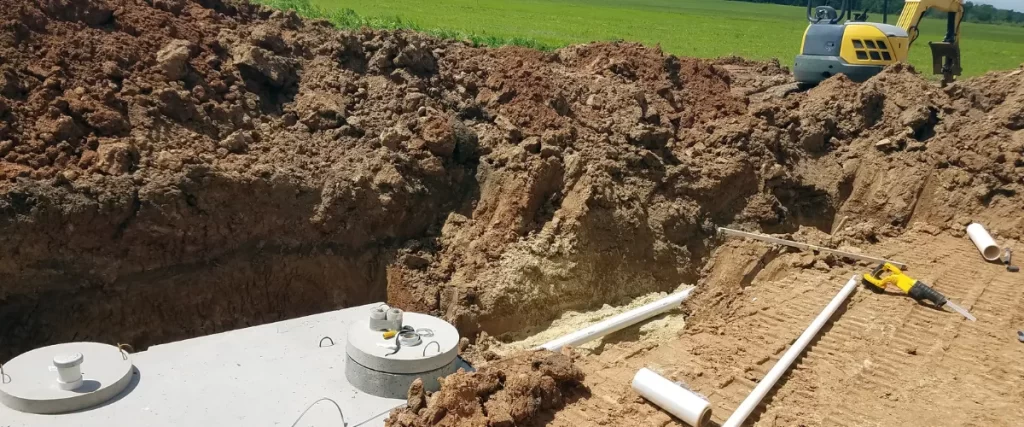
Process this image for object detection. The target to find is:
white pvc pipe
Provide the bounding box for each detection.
[52,352,85,391]
[721,276,859,427]
[537,288,694,352]
[966,223,1001,261]
[633,368,711,427]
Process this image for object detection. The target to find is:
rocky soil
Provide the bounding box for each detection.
[1,0,1022,371]
[386,350,585,427]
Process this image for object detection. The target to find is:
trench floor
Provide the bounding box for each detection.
[538,231,1024,426]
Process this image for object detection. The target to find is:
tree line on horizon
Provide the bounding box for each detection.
[728,0,1024,26]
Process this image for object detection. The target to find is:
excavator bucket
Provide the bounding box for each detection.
[929,42,961,83]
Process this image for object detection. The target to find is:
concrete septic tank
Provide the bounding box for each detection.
[345,310,462,398]
[0,303,471,426]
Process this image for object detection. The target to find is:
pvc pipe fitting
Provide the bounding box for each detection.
[387,308,403,323]
[53,352,85,391]
[632,368,711,427]
[398,331,422,347]
[538,287,694,352]
[369,306,391,331]
[966,223,1001,261]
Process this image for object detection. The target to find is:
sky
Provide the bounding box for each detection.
[975,0,1024,12]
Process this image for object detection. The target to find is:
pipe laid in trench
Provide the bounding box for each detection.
[720,276,859,427]
[537,287,694,352]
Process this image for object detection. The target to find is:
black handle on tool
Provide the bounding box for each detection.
[907,281,947,307]
[868,263,886,279]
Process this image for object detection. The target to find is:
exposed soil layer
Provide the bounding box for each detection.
[385,350,586,427]
[1,0,1023,365]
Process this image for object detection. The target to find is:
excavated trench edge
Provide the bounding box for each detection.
[0,174,843,362]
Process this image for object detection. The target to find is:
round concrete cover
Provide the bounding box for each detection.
[0,342,134,414]
[346,312,459,374]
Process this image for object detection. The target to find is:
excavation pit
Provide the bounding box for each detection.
[2,1,1024,425]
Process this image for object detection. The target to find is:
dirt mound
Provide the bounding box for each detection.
[0,0,1022,363]
[0,0,477,356]
[386,350,585,427]
[786,65,1024,242]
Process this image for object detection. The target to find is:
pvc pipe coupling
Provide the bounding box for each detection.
[398,330,422,346]
[53,352,85,391]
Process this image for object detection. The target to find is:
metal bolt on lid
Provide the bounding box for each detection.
[52,353,84,368]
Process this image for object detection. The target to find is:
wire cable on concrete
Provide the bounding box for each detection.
[290,397,347,427]
[351,403,407,427]
[289,398,410,426]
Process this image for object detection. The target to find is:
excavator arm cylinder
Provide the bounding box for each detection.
[945,11,957,43]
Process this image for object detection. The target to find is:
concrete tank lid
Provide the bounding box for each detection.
[0,342,134,415]
[346,312,459,374]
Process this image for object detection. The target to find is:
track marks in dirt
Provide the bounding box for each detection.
[819,236,1024,426]
[555,233,1024,427]
[703,269,858,426]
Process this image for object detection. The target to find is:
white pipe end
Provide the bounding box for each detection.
[632,368,711,427]
[982,245,1001,261]
[966,223,1001,261]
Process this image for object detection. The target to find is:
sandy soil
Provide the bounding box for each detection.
[491,285,692,355]
[536,231,1024,426]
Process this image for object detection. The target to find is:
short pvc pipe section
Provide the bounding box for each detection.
[966,223,1001,261]
[537,288,694,352]
[721,276,859,427]
[632,368,711,427]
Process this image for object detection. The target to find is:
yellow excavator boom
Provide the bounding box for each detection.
[897,0,965,46]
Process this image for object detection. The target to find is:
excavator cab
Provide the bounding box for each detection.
[812,5,839,22]
[794,0,908,85]
[795,0,963,86]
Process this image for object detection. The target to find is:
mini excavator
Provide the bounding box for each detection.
[794,0,964,86]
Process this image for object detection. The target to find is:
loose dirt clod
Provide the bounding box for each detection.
[385,351,585,427]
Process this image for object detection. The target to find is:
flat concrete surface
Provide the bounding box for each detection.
[0,303,406,427]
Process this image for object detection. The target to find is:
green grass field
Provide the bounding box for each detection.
[273,0,1024,76]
